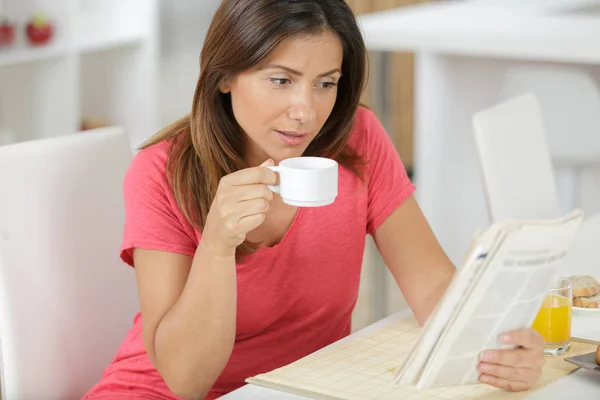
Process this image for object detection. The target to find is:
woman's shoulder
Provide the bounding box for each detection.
[347,105,383,148]
[124,138,172,190]
[354,105,377,125]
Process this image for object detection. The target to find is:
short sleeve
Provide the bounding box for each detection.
[362,109,416,235]
[120,143,198,266]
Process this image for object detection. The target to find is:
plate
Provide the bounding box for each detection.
[564,351,600,373]
[573,306,600,317]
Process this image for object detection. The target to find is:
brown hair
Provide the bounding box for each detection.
[141,0,367,258]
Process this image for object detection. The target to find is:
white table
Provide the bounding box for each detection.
[223,309,600,399]
[356,0,600,265]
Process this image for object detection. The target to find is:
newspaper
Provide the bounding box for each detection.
[394,209,584,389]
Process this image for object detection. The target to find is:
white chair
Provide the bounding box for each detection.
[472,93,561,222]
[0,127,140,400]
[559,211,600,278]
[497,65,600,216]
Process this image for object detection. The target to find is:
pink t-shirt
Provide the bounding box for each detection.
[83,107,415,399]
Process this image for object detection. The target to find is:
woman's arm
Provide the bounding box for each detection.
[134,242,237,400]
[373,195,545,392]
[132,162,277,400]
[372,195,455,325]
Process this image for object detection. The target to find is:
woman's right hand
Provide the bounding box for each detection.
[202,159,277,254]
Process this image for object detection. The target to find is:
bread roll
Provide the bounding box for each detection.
[573,294,600,308]
[569,275,599,298]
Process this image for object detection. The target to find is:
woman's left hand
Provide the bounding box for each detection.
[477,329,546,391]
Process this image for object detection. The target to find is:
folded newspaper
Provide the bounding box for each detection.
[246,210,585,398]
[394,208,584,389]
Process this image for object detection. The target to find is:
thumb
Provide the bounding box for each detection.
[260,159,274,167]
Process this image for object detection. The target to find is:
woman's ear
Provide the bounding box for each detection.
[219,79,231,94]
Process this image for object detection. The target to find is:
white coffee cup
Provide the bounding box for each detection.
[267,157,338,207]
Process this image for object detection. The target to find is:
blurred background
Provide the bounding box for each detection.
[1,0,600,333]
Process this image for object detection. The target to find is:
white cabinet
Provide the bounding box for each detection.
[0,0,158,148]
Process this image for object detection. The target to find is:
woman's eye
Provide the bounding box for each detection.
[269,78,291,86]
[320,82,338,89]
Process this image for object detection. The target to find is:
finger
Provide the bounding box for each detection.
[479,374,531,392]
[480,348,544,369]
[499,329,546,350]
[216,187,272,221]
[477,362,537,384]
[233,198,271,222]
[225,164,277,186]
[221,198,269,237]
[230,184,274,203]
[237,213,267,233]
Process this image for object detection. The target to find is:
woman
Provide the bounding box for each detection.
[83,1,545,399]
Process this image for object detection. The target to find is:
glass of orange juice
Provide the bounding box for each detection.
[531,276,572,356]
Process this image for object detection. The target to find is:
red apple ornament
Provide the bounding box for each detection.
[26,13,54,46]
[0,18,15,48]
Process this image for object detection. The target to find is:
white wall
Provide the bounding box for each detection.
[159,0,221,126]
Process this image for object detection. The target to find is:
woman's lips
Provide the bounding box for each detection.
[275,130,310,146]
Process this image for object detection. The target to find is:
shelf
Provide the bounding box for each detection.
[80,40,157,149]
[75,0,150,54]
[0,0,158,149]
[77,32,145,54]
[357,0,600,65]
[0,31,147,67]
[0,57,78,142]
[0,34,147,68]
[0,42,70,68]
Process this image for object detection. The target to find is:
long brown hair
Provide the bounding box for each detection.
[142,0,367,258]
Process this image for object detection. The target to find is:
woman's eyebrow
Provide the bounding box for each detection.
[259,64,341,78]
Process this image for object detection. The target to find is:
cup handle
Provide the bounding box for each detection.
[266,165,281,194]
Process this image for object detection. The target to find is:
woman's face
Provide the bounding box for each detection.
[221,30,343,166]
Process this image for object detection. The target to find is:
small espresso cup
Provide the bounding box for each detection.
[266,157,338,207]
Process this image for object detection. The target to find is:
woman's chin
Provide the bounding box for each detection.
[268,147,307,162]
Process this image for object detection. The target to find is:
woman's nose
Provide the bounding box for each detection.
[287,88,316,124]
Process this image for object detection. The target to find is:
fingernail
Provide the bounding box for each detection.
[260,159,273,167]
[480,374,490,383]
[478,363,491,373]
[480,352,495,362]
[501,333,512,343]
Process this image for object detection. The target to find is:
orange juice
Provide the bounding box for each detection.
[531,294,571,344]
